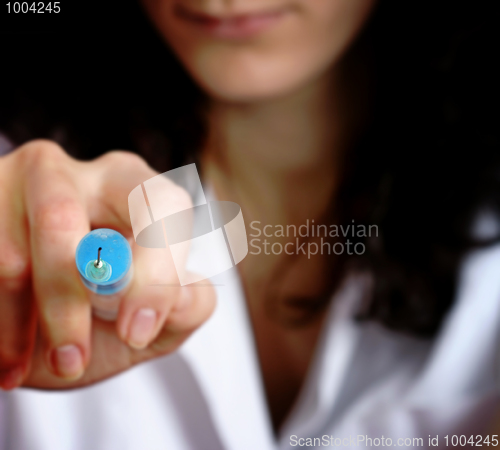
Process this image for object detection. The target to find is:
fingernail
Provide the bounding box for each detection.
[128,308,158,349]
[0,366,24,391]
[51,345,84,379]
[173,289,193,312]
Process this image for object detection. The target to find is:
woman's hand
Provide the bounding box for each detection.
[0,140,216,390]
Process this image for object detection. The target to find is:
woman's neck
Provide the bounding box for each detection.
[199,50,370,435]
[202,67,352,226]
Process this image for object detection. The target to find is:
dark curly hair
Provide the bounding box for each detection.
[0,0,499,337]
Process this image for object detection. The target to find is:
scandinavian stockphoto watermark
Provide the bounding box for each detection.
[249,220,378,259]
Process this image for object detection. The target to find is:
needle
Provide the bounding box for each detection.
[94,247,103,269]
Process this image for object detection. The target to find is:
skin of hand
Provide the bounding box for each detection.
[0,140,216,390]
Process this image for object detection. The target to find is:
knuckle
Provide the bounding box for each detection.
[179,320,201,336]
[202,295,217,322]
[0,245,29,287]
[18,139,67,167]
[194,286,217,324]
[0,329,32,364]
[34,198,85,233]
[0,349,26,368]
[191,301,216,331]
[165,296,215,334]
[146,271,171,287]
[101,150,149,171]
[169,185,193,212]
[41,301,86,331]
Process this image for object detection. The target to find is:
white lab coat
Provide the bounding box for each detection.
[2,234,500,449]
[0,145,500,449]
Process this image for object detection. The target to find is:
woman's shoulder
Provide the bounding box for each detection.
[404,238,500,404]
[454,210,500,313]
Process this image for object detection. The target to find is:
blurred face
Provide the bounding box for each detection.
[141,0,377,102]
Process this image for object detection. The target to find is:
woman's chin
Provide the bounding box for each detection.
[180,45,336,104]
[201,83,295,104]
[190,68,313,104]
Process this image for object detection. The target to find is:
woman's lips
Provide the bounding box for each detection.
[174,5,289,39]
